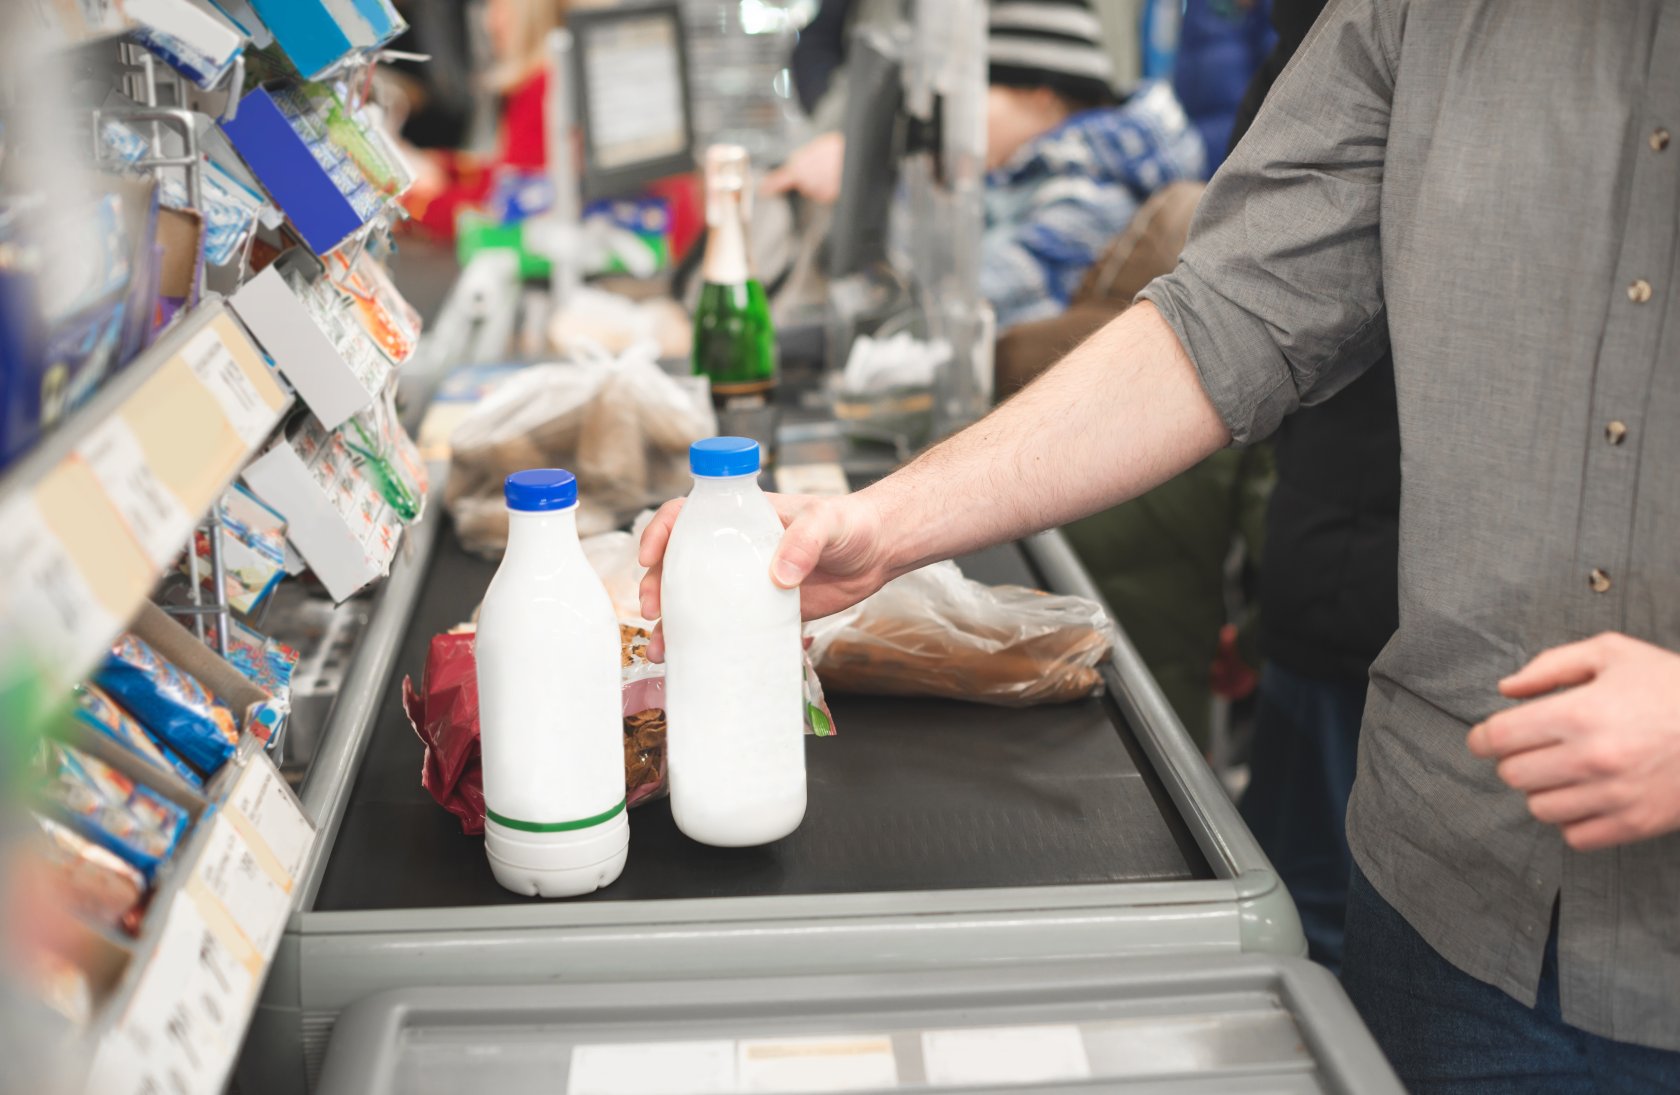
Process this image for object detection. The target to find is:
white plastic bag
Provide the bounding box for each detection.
[805,561,1113,707]
[444,343,715,555]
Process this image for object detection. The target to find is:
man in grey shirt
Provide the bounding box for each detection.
[643,0,1680,1086]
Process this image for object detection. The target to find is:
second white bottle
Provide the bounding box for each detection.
[476,468,629,897]
[662,437,807,846]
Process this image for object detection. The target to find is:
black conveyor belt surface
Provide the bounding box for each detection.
[314,521,1210,911]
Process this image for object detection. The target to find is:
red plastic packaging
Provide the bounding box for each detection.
[403,633,487,835]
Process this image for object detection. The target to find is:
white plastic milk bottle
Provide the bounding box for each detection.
[475,469,628,896]
[662,437,807,846]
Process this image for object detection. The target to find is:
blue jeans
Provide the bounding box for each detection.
[1238,663,1365,971]
[1342,864,1680,1092]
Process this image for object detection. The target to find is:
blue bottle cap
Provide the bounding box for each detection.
[690,437,761,477]
[504,469,579,511]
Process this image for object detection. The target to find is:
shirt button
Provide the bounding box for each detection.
[1523,921,1538,937]
[1589,568,1612,593]
[1606,420,1628,446]
[1628,278,1653,303]
[1653,128,1672,152]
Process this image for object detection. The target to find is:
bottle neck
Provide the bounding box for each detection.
[690,472,760,497]
[701,188,751,286]
[503,505,582,563]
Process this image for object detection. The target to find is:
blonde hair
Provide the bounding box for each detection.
[487,0,568,93]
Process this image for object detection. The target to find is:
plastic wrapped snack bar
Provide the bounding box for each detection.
[95,633,238,775]
[27,813,146,931]
[72,683,204,789]
[39,742,189,878]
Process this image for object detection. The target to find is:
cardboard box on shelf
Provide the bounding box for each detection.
[240,413,403,602]
[229,264,383,430]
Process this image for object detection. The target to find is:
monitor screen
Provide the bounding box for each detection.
[569,3,695,200]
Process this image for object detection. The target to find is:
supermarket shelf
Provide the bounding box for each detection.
[0,298,292,697]
[80,728,317,1095]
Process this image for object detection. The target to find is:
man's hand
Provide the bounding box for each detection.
[761,133,846,205]
[1467,633,1680,852]
[637,492,895,661]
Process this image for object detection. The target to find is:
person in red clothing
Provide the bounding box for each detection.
[401,0,700,255]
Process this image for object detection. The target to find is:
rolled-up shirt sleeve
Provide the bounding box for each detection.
[1138,0,1398,444]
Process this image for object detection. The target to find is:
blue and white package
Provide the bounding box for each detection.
[72,683,205,789]
[40,741,190,879]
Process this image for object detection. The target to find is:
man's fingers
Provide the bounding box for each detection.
[637,499,684,569]
[771,505,838,589]
[760,166,795,196]
[647,621,666,664]
[1494,744,1582,793]
[1524,783,1619,825]
[1499,635,1615,699]
[1468,692,1582,758]
[639,561,663,622]
[1562,814,1638,853]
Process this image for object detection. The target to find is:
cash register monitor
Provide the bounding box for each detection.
[566,2,695,201]
[828,29,905,279]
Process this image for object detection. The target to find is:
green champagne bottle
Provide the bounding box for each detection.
[692,145,777,434]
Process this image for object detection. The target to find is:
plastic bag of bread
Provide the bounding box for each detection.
[444,342,714,555]
[805,561,1113,707]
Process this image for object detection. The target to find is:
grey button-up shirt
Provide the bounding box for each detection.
[1140,0,1680,1050]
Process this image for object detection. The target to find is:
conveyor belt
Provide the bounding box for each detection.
[313,521,1209,912]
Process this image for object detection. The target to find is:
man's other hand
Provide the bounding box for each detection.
[1468,633,1680,852]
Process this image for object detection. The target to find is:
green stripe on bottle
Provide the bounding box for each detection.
[486,798,627,833]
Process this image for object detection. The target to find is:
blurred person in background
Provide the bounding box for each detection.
[401,0,562,237]
[976,1,1202,332]
[770,0,1203,333]
[382,0,479,150]
[1172,0,1275,177]
[400,0,702,255]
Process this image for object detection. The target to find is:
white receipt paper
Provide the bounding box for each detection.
[569,1041,737,1095]
[921,1024,1091,1087]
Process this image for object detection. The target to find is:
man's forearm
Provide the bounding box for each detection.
[861,302,1232,576]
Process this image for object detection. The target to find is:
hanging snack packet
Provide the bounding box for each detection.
[72,684,204,790]
[95,634,238,775]
[39,743,189,878]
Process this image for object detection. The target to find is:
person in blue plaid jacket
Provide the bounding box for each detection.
[981,76,1205,332]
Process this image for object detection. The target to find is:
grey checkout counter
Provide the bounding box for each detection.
[238,250,1394,1093]
[238,512,1338,1094]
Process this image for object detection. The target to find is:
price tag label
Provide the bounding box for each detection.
[88,896,256,1095]
[192,813,290,956]
[76,416,194,567]
[182,327,275,448]
[227,755,314,882]
[0,495,119,675]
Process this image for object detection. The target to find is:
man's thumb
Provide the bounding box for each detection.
[771,508,833,588]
